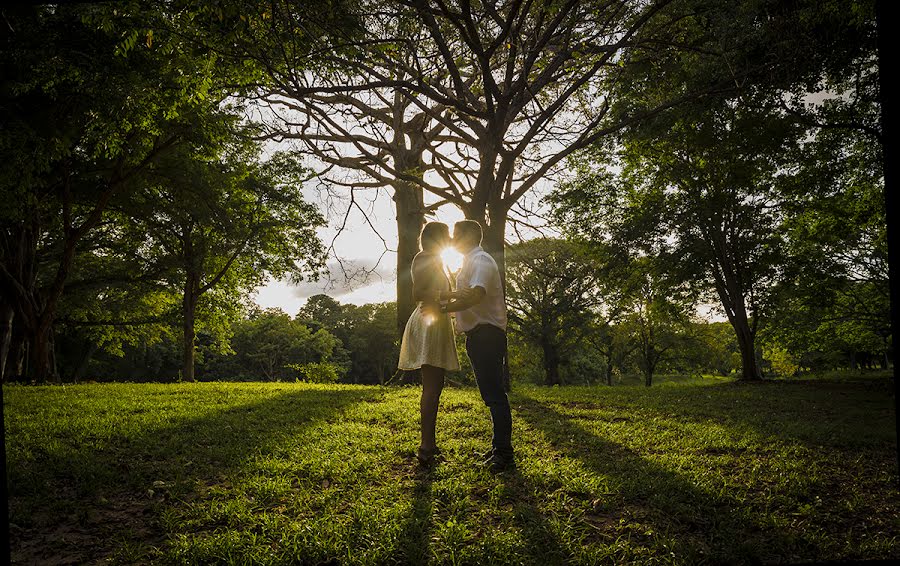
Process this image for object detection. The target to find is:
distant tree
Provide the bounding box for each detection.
[505,238,607,386]
[677,322,740,377]
[297,294,346,333]
[297,296,399,384]
[618,258,694,387]
[341,302,399,385]
[205,308,341,381]
[584,320,633,386]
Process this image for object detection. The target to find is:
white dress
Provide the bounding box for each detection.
[398,257,460,372]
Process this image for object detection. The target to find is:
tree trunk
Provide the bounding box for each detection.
[541,340,561,386]
[28,318,55,383]
[733,315,762,380]
[6,325,25,381]
[71,341,98,383]
[182,278,198,383]
[393,179,425,335]
[643,342,656,387]
[484,203,508,286]
[605,353,614,386]
[0,303,12,381]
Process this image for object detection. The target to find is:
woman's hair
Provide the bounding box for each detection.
[419,221,449,252]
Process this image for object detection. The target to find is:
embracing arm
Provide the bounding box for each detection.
[442,286,485,312]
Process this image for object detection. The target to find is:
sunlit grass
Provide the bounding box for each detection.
[5,377,899,564]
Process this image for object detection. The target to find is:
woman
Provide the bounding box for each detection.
[398,221,460,466]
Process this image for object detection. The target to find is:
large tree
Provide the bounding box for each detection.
[548,0,880,380]
[0,3,239,381]
[247,0,741,285]
[552,103,798,380]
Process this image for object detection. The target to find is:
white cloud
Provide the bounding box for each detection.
[291,258,395,299]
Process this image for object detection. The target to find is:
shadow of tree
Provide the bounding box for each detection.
[513,392,804,564]
[522,379,896,452]
[500,468,574,564]
[389,456,572,564]
[7,385,380,564]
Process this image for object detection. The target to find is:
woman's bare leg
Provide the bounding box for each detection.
[419,364,445,453]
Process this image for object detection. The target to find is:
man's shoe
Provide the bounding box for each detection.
[474,447,494,460]
[482,452,516,473]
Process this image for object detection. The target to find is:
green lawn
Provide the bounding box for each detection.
[4,376,899,564]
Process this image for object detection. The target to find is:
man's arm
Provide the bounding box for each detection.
[443,286,485,313]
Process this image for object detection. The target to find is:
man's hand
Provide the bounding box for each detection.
[455,288,484,302]
[444,286,486,313]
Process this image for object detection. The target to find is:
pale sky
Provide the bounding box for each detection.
[252,185,467,314]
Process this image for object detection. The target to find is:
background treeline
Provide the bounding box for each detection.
[55,297,400,385]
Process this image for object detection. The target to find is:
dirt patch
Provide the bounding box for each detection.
[9,493,164,565]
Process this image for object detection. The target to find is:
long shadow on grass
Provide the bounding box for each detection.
[394,467,433,563]
[514,393,804,565]
[8,386,380,564]
[500,468,574,563]
[392,461,571,563]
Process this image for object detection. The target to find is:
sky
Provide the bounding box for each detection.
[252,183,467,315]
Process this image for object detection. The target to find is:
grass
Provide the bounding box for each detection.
[4,375,899,564]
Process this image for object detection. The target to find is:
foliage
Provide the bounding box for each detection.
[764,343,801,378]
[129,141,326,379]
[0,1,280,381]
[297,296,399,385]
[202,308,340,382]
[766,109,888,371]
[505,238,609,386]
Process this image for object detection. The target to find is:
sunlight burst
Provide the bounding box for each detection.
[441,247,464,273]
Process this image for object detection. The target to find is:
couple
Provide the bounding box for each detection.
[397,220,514,473]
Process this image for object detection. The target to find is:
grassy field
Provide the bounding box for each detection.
[4,376,899,564]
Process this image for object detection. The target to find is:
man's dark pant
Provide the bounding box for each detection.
[465,324,513,456]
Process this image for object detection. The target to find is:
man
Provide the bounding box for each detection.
[441,220,515,472]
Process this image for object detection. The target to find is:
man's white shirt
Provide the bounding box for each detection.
[453,246,507,333]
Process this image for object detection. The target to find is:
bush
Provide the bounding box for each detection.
[765,344,800,378]
[290,362,342,384]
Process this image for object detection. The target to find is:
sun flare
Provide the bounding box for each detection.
[441,247,464,273]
